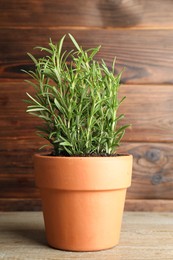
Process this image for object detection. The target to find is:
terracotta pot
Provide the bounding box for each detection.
[34,154,133,251]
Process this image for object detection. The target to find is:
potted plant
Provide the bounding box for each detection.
[23,34,133,252]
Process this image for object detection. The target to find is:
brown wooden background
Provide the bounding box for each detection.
[0,0,173,211]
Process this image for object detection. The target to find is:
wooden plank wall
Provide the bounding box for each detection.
[0,0,173,211]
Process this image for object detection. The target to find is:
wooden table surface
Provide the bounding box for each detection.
[0,212,173,260]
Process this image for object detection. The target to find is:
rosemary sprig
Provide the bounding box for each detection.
[23,34,129,156]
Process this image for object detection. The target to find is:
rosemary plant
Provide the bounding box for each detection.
[23,34,129,156]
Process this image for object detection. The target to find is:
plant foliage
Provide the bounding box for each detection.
[23,34,129,156]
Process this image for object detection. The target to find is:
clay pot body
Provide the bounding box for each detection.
[34,154,133,251]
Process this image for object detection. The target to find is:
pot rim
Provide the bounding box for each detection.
[34,153,133,190]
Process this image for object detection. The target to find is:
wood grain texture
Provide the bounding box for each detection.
[1,29,173,84]
[125,199,173,212]
[120,143,173,200]
[1,0,173,28]
[0,212,173,259]
[0,198,42,211]
[1,198,173,212]
[119,85,173,142]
